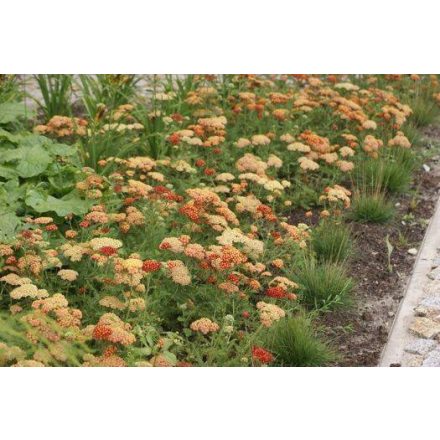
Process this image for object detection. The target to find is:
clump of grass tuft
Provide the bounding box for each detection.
[350,190,394,223]
[379,160,412,194]
[264,315,336,366]
[354,154,413,195]
[311,221,353,264]
[402,121,422,147]
[391,146,416,172]
[296,259,354,310]
[410,93,439,127]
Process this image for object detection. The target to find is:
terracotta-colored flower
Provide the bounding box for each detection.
[252,346,274,364]
[265,286,287,299]
[142,259,161,272]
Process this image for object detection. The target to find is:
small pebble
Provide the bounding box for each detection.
[422,164,431,172]
[408,248,418,256]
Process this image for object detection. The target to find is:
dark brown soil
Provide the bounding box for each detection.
[295,124,440,366]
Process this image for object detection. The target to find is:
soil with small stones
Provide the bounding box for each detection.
[291,124,440,366]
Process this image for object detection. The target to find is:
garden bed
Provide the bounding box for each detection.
[1,74,440,367]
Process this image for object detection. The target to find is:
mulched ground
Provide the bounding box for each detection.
[293,125,440,366]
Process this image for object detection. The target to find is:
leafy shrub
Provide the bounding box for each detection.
[77,128,140,169]
[264,315,335,366]
[0,124,90,240]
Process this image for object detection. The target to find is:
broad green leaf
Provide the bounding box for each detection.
[161,351,177,366]
[1,179,26,202]
[17,145,51,178]
[0,127,22,144]
[0,180,26,214]
[19,134,51,149]
[0,212,21,242]
[46,142,77,157]
[0,165,19,179]
[25,189,92,216]
[131,347,152,357]
[0,102,34,124]
[0,147,23,162]
[47,165,77,194]
[1,145,51,177]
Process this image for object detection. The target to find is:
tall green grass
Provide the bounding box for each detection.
[353,149,414,196]
[350,190,394,223]
[78,75,139,119]
[33,74,73,118]
[410,92,440,127]
[311,221,353,264]
[296,259,354,310]
[264,315,336,366]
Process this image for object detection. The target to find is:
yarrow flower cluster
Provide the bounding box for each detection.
[190,318,220,335]
[57,269,79,282]
[91,313,136,346]
[256,301,286,327]
[165,260,191,286]
[9,284,49,300]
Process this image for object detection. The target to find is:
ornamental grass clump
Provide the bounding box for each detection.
[296,259,354,310]
[311,221,353,264]
[350,190,394,224]
[382,162,412,194]
[360,158,412,195]
[264,315,336,366]
[354,145,414,196]
[410,92,440,127]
